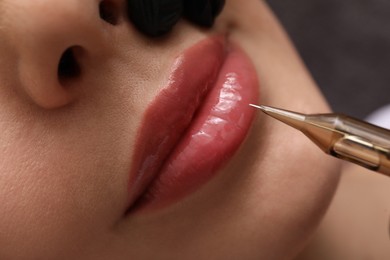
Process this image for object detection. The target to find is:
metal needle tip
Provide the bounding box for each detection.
[249,104,306,130]
[249,104,265,110]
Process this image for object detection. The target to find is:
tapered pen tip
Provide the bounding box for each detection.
[249,104,306,129]
[249,104,273,114]
[249,104,265,111]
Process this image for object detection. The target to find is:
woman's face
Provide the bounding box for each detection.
[0,0,339,259]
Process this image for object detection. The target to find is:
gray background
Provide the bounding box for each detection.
[267,0,390,119]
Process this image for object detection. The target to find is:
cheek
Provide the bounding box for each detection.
[0,104,133,257]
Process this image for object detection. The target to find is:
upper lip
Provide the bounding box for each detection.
[127,36,226,209]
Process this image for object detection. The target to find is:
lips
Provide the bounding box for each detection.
[128,37,259,212]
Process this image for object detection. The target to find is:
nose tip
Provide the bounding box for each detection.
[5,0,120,108]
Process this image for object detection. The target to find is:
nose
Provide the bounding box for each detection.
[4,0,121,108]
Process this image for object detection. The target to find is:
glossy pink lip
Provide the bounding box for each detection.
[128,37,259,212]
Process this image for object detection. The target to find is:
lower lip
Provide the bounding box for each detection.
[129,38,259,212]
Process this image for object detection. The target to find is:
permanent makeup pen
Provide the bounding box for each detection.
[250,104,390,177]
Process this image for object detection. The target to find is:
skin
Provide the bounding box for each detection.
[0,0,340,259]
[297,163,390,259]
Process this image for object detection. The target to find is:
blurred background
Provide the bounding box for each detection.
[267,0,390,119]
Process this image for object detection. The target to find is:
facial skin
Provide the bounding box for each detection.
[0,0,339,259]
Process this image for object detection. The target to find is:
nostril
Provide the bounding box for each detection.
[58,47,82,82]
[99,1,120,25]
